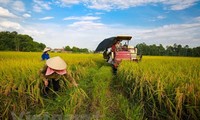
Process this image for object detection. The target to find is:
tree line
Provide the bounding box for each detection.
[136,43,200,57]
[64,46,89,53]
[0,31,45,52]
[1,31,199,56]
[0,31,89,53]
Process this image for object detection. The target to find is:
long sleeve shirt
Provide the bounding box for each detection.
[41,53,50,60]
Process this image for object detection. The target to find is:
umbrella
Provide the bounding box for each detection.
[95,36,132,52]
[95,37,116,52]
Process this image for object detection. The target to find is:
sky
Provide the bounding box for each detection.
[0,0,200,50]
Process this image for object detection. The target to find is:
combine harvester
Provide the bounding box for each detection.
[95,35,142,71]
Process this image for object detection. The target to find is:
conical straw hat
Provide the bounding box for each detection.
[46,56,67,70]
[43,47,51,52]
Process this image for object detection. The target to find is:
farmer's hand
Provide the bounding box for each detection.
[73,82,78,87]
[44,80,49,87]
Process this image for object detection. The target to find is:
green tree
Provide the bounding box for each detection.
[192,47,200,57]
[64,46,71,51]
[158,44,165,56]
[71,46,79,53]
[0,31,46,52]
[136,43,149,55]
[80,48,89,53]
[183,45,189,56]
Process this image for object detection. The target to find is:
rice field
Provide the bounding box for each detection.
[0,52,200,120]
[116,56,200,119]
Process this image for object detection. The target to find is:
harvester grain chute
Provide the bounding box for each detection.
[95,35,142,70]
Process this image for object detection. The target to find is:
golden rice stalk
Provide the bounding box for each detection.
[4,84,12,96]
[175,87,185,118]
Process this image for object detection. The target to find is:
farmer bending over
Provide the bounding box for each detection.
[39,56,77,97]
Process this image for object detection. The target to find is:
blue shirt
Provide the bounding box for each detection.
[42,53,50,60]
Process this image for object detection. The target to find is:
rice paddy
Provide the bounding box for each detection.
[0,52,199,119]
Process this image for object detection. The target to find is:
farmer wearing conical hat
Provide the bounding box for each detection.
[41,47,51,60]
[39,56,78,97]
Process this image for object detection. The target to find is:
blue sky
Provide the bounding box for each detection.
[0,0,200,50]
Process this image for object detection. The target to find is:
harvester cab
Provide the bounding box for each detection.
[95,35,141,69]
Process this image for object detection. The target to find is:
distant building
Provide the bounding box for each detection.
[53,48,64,53]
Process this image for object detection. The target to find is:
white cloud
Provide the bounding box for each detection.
[67,21,106,31]
[63,15,104,31]
[149,15,166,22]
[0,0,26,12]
[57,0,80,6]
[57,0,198,11]
[1,10,199,50]
[0,21,21,29]
[14,19,200,50]
[194,16,200,22]
[86,1,113,11]
[39,16,54,20]
[157,15,166,20]
[163,0,198,10]
[63,16,100,21]
[63,16,80,20]
[131,22,200,47]
[33,0,51,12]
[0,7,18,18]
[0,0,10,4]
[95,12,104,15]
[21,24,45,37]
[33,4,42,12]
[12,1,25,12]
[23,13,31,18]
